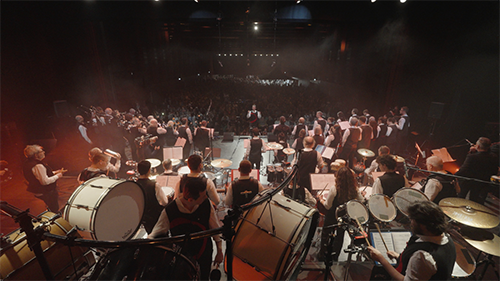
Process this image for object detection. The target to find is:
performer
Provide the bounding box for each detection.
[147,119,167,149]
[348,108,359,123]
[78,153,110,184]
[160,159,178,176]
[275,132,290,163]
[164,120,178,147]
[386,117,398,154]
[22,145,67,212]
[292,129,307,153]
[148,171,223,280]
[75,115,92,145]
[358,116,373,150]
[364,146,390,182]
[456,137,498,204]
[136,160,164,234]
[421,156,457,203]
[312,127,325,149]
[88,147,121,176]
[178,117,193,160]
[296,136,325,192]
[368,201,456,281]
[372,155,409,197]
[273,116,291,139]
[247,104,261,128]
[173,154,220,206]
[245,128,268,170]
[375,116,389,150]
[318,167,365,261]
[313,111,329,135]
[194,120,212,157]
[396,106,410,154]
[339,117,362,168]
[225,160,264,208]
[292,117,309,139]
[324,124,342,149]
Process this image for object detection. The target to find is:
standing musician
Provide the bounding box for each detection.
[292,129,307,153]
[225,160,264,208]
[75,115,92,146]
[23,145,67,212]
[136,160,164,235]
[194,120,212,158]
[421,156,457,203]
[178,117,194,160]
[273,116,291,139]
[372,155,409,197]
[375,117,389,150]
[368,201,456,281]
[245,128,268,170]
[292,117,309,139]
[275,132,290,163]
[386,117,398,154]
[247,104,261,129]
[339,117,362,168]
[313,111,329,135]
[164,120,178,147]
[78,153,110,184]
[396,106,410,155]
[296,136,325,193]
[312,127,325,150]
[358,116,373,150]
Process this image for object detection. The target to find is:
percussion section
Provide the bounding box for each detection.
[367,194,397,223]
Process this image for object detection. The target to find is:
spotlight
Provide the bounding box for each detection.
[224,54,226,56]
[229,54,232,56]
[296,0,301,3]
[178,77,181,80]
[254,26,258,31]
[371,0,376,2]
[400,0,406,2]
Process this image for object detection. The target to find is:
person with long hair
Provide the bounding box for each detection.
[318,167,365,261]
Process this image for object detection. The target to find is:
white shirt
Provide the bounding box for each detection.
[78,124,92,144]
[324,135,337,148]
[107,160,121,174]
[403,234,448,281]
[341,126,362,146]
[246,110,261,119]
[423,177,443,202]
[32,164,61,186]
[397,114,409,130]
[364,160,379,176]
[225,175,264,207]
[174,172,220,206]
[323,184,364,210]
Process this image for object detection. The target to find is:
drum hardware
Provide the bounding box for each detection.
[393,188,429,218]
[266,142,284,150]
[439,197,500,229]
[392,155,405,163]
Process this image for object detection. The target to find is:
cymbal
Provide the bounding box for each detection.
[170,159,181,166]
[211,159,233,168]
[439,197,500,229]
[460,225,500,257]
[145,158,162,168]
[267,142,284,150]
[392,155,405,163]
[357,148,375,157]
[203,172,216,181]
[125,160,137,167]
[283,148,296,155]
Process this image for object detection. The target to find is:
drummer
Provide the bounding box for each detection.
[421,156,458,203]
[225,160,264,208]
[88,147,121,176]
[160,159,178,176]
[372,154,409,197]
[368,201,456,281]
[364,145,390,182]
[174,154,220,206]
[136,160,163,235]
[318,167,366,262]
[77,153,110,184]
[245,127,269,170]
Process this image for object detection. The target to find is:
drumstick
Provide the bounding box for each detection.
[354,217,371,247]
[316,183,329,199]
[374,222,390,252]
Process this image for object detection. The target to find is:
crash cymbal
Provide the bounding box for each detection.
[392,155,405,163]
[211,159,233,168]
[126,160,137,167]
[283,148,296,155]
[267,142,284,150]
[145,158,162,168]
[357,148,375,157]
[170,159,181,166]
[439,197,500,229]
[460,225,500,257]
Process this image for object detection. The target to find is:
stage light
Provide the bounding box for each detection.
[194,0,198,2]
[198,74,200,76]
[229,54,232,56]
[224,54,226,56]
[208,71,211,73]
[240,54,243,56]
[260,54,262,56]
[254,26,258,31]
[178,77,181,80]
[271,54,274,56]
[218,54,221,56]
[296,0,301,3]
[371,0,376,2]
[266,54,268,56]
[400,0,406,2]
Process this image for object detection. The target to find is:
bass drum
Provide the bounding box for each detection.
[91,245,198,280]
[64,177,145,241]
[0,211,95,280]
[228,192,319,281]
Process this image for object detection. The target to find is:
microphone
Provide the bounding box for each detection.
[465,139,474,146]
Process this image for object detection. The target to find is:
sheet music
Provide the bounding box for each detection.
[310,173,336,190]
[308,130,314,136]
[156,175,181,189]
[411,181,423,190]
[174,137,187,148]
[371,232,396,264]
[163,147,183,160]
[315,145,334,159]
[431,147,455,163]
[392,231,411,253]
[338,121,350,131]
[231,169,259,181]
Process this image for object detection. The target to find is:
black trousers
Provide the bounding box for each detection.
[35,189,59,212]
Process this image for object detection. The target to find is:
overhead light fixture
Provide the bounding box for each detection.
[296,0,301,3]
[254,26,258,31]
[400,0,406,2]
[371,0,376,2]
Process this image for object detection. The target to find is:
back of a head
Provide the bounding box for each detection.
[408,201,448,235]
[303,136,315,148]
[183,179,206,201]
[363,109,369,115]
[359,116,367,124]
[75,115,84,123]
[298,117,305,124]
[426,156,443,170]
[388,117,396,124]
[401,106,409,114]
[298,129,306,138]
[252,127,260,137]
[92,153,109,165]
[150,119,158,126]
[314,127,322,135]
[167,120,174,128]
[351,108,358,115]
[239,160,252,175]
[378,146,390,156]
[182,117,188,125]
[89,147,102,159]
[376,154,397,170]
[335,167,357,202]
[24,145,42,159]
[201,120,207,127]
[188,154,203,171]
[316,111,322,118]
[137,160,151,175]
[349,117,358,126]
[477,137,491,151]
[163,159,172,171]
[378,116,386,123]
[337,111,344,118]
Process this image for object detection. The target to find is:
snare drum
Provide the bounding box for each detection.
[64,178,145,241]
[335,200,370,224]
[367,194,397,222]
[178,166,191,175]
[0,212,95,280]
[393,188,429,217]
[229,193,319,280]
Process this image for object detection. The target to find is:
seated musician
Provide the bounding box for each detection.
[161,159,178,176]
[225,160,264,208]
[173,155,220,206]
[148,172,224,280]
[364,145,390,183]
[372,155,409,197]
[318,167,365,262]
[368,201,456,281]
[421,156,457,203]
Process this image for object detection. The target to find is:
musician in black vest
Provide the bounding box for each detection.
[386,117,398,155]
[78,153,109,184]
[375,116,388,150]
[136,161,164,234]
[313,111,329,136]
[358,116,373,150]
[296,136,325,192]
[75,115,93,146]
[292,117,309,139]
[396,106,410,155]
[372,154,408,197]
[339,117,362,168]
[273,116,291,139]
[421,156,457,203]
[292,129,306,153]
[368,201,455,281]
[364,145,390,184]
[148,167,223,280]
[312,127,324,150]
[23,145,67,212]
[164,120,178,147]
[225,160,264,208]
[178,117,193,160]
[246,128,267,170]
[194,120,211,157]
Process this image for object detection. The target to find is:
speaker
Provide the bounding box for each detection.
[428,102,445,119]
[222,132,234,142]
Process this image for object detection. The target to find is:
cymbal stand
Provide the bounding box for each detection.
[342,225,369,281]
[475,251,499,281]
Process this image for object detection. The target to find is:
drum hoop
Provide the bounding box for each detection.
[367,194,397,222]
[392,187,429,215]
[346,199,370,224]
[89,179,122,240]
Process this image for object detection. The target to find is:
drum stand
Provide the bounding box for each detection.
[475,251,499,280]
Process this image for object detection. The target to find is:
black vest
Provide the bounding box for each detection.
[249,139,263,159]
[231,177,259,207]
[377,124,388,143]
[313,135,324,149]
[136,178,164,232]
[79,168,107,183]
[344,127,361,148]
[147,125,159,137]
[179,175,208,194]
[317,119,327,133]
[196,128,210,148]
[387,124,398,144]
[400,116,410,137]
[178,126,188,139]
[165,199,212,259]
[283,186,306,204]
[422,174,457,204]
[294,124,306,139]
[297,150,317,191]
[396,235,455,281]
[378,172,405,197]
[22,159,57,194]
[165,127,177,146]
[359,125,372,149]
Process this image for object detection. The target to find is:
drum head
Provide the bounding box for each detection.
[178,166,190,175]
[452,241,476,278]
[368,194,397,222]
[393,188,429,217]
[346,200,370,224]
